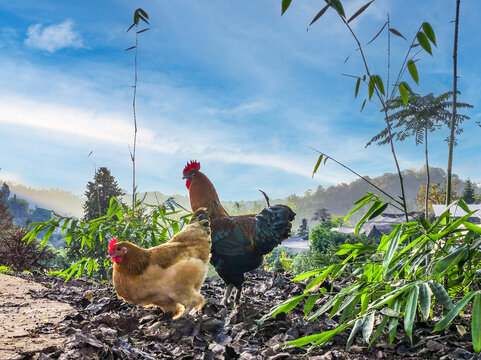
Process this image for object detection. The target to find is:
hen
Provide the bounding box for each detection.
[182,161,295,305]
[109,208,211,319]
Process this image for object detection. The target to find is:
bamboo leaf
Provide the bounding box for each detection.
[422,22,436,46]
[355,200,382,234]
[291,268,324,281]
[389,298,401,344]
[374,75,385,95]
[399,82,408,106]
[367,21,387,44]
[407,60,419,84]
[309,4,330,26]
[419,282,431,320]
[368,203,388,220]
[304,295,320,317]
[345,193,373,221]
[305,265,336,292]
[329,0,346,18]
[389,28,407,40]
[362,313,375,343]
[417,31,432,55]
[312,154,324,178]
[404,285,419,343]
[368,76,374,99]
[281,0,292,15]
[472,294,481,353]
[360,99,366,112]
[431,246,468,278]
[434,291,478,332]
[347,0,374,23]
[259,293,308,324]
[138,8,149,20]
[355,77,361,98]
[286,326,347,347]
[382,225,402,272]
[370,314,389,345]
[429,281,453,310]
[346,318,363,349]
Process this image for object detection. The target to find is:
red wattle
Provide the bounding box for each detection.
[186,179,191,189]
[112,256,123,263]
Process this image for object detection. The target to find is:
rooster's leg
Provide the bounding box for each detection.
[222,284,234,305]
[234,286,242,304]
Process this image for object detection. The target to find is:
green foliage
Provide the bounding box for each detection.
[0,265,13,274]
[265,246,295,272]
[292,251,333,274]
[461,180,476,204]
[309,217,347,254]
[262,198,481,351]
[24,197,190,281]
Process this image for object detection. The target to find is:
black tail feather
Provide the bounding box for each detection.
[254,205,296,255]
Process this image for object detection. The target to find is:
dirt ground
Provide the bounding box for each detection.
[0,273,73,359]
[0,270,478,360]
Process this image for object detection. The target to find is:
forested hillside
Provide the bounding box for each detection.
[2,167,475,235]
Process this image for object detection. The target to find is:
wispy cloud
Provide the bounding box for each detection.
[25,19,84,52]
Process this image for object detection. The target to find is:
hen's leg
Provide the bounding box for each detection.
[172,304,186,319]
[234,285,242,305]
[222,284,234,305]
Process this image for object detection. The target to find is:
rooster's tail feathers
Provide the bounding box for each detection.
[254,205,296,255]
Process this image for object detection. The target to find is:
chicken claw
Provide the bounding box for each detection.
[172,304,186,320]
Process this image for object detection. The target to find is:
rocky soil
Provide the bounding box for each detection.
[0,270,478,360]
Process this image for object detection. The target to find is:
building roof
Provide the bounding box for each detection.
[432,204,481,218]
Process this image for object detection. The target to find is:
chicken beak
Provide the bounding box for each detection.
[182,175,187,180]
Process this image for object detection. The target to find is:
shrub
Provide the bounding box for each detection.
[265,246,295,271]
[0,226,56,272]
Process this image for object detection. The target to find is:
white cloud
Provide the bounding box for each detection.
[0,95,347,184]
[25,19,84,52]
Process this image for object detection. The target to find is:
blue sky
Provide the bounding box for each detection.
[0,0,480,201]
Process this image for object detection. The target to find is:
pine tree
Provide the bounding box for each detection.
[461,180,476,204]
[83,167,125,221]
[65,168,124,273]
[297,218,309,238]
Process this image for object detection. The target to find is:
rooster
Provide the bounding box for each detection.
[182,161,295,305]
[109,208,211,319]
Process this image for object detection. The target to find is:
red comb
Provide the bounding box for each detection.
[108,238,118,254]
[183,160,200,176]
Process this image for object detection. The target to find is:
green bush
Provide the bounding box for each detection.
[292,251,333,274]
[24,197,189,281]
[265,246,295,272]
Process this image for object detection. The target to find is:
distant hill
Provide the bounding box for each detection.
[2,167,476,237]
[2,182,84,218]
[286,167,469,231]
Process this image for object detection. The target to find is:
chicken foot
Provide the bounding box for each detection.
[222,284,242,306]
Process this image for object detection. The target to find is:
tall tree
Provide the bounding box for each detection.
[367,91,472,217]
[416,182,458,214]
[312,208,330,222]
[0,183,13,231]
[83,167,125,221]
[461,180,476,204]
[297,218,309,237]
